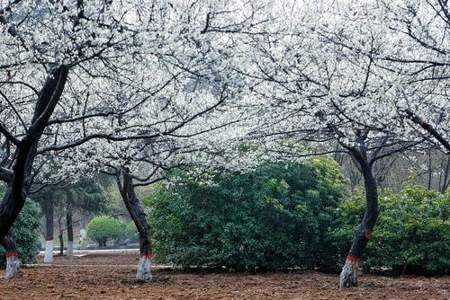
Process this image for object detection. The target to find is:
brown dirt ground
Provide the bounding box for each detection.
[1,253,450,299]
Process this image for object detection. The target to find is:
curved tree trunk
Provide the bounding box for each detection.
[0,66,68,279]
[44,197,54,264]
[339,149,379,288]
[2,230,19,279]
[0,66,69,244]
[116,169,152,282]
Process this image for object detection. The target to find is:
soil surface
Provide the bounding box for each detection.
[1,252,450,299]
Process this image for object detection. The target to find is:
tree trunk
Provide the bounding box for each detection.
[0,66,69,244]
[43,198,54,264]
[58,216,64,256]
[116,169,152,282]
[0,66,68,280]
[339,149,379,288]
[66,199,74,257]
[2,230,19,279]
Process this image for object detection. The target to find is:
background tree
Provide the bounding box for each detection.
[225,0,433,287]
[0,0,269,280]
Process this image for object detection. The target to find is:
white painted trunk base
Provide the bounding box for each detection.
[44,240,54,264]
[339,260,359,288]
[5,254,19,279]
[136,256,152,282]
[67,241,74,257]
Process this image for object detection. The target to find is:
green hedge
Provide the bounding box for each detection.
[335,185,450,274]
[0,199,41,268]
[145,157,347,271]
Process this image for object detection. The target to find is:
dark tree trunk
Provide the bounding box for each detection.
[339,147,379,288]
[116,169,152,282]
[2,231,17,256]
[59,234,64,256]
[66,196,74,257]
[58,216,64,256]
[43,198,54,263]
[0,66,69,244]
[46,201,54,241]
[1,232,17,257]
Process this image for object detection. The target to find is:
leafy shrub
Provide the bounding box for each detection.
[335,185,450,274]
[86,216,127,247]
[0,199,41,268]
[145,157,347,271]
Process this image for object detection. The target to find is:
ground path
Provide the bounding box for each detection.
[1,252,449,299]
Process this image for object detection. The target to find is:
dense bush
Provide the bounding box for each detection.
[0,199,41,269]
[145,157,347,271]
[86,216,127,247]
[335,185,450,274]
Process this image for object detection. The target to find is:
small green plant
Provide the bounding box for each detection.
[86,216,127,247]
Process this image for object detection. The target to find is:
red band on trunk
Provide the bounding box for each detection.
[346,255,361,263]
[142,253,152,259]
[5,251,17,257]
